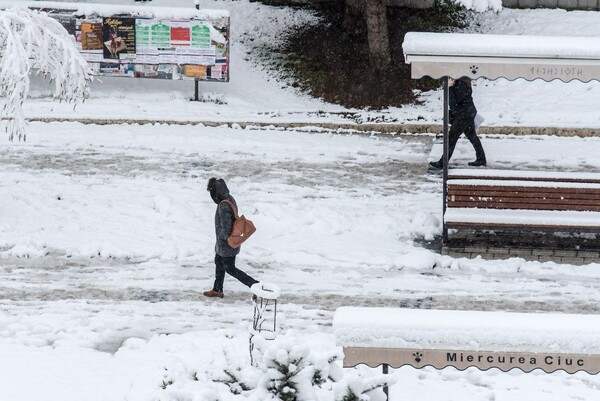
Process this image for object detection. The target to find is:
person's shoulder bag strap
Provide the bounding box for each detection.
[219,200,239,219]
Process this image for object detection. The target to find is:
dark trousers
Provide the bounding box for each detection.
[444,117,486,163]
[213,254,258,292]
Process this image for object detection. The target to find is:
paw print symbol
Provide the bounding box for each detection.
[470,65,479,75]
[413,352,423,363]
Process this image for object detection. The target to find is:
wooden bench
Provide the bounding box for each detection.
[334,307,600,400]
[445,169,600,234]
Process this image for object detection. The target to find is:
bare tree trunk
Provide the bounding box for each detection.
[365,0,390,69]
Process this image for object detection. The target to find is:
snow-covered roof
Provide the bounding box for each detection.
[334,307,600,354]
[403,32,600,82]
[0,1,229,20]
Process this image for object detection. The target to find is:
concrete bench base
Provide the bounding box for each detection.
[443,229,600,264]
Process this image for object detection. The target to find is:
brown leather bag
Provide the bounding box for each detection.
[219,200,256,248]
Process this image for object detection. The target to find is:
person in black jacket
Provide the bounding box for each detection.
[430,78,486,169]
[203,177,258,298]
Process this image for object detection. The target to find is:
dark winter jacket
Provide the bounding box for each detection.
[209,179,240,257]
[449,79,477,124]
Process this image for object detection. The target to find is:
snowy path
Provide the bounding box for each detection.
[1,124,600,339]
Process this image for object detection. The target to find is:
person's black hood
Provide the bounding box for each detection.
[208,178,230,204]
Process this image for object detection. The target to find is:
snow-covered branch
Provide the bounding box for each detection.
[0,7,93,141]
[454,0,502,12]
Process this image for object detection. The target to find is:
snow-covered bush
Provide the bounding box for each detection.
[252,339,343,401]
[212,342,261,395]
[0,7,92,141]
[334,373,396,401]
[453,0,502,12]
[129,337,393,401]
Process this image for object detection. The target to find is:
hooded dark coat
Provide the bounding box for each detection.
[209,179,240,257]
[449,79,477,124]
[444,78,486,164]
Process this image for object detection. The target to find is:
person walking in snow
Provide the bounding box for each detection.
[203,177,259,298]
[430,77,486,169]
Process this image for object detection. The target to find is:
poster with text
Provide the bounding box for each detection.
[80,20,103,51]
[103,17,136,60]
[46,9,230,82]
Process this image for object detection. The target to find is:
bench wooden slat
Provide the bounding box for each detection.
[445,170,600,235]
[446,221,600,230]
[448,195,600,204]
[448,168,600,184]
[448,185,600,195]
[450,175,600,184]
[448,190,600,200]
[447,202,600,212]
[449,195,600,205]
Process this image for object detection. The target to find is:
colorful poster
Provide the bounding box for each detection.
[191,23,211,49]
[135,19,152,54]
[80,21,103,50]
[134,64,177,79]
[211,65,223,80]
[103,17,136,60]
[47,10,230,82]
[184,65,207,78]
[170,21,191,46]
[151,22,171,49]
[99,62,134,76]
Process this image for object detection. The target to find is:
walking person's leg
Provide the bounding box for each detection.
[464,123,486,166]
[431,122,463,168]
[446,120,466,162]
[213,254,227,292]
[221,255,259,288]
[204,254,226,298]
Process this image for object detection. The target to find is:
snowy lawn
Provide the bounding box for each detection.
[18,2,600,130]
[1,123,600,400]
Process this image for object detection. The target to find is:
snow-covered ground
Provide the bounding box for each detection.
[1,122,600,400]
[2,1,600,400]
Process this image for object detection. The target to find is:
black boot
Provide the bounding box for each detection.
[468,159,487,167]
[429,160,443,169]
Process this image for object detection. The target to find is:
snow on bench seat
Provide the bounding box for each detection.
[450,179,600,189]
[334,307,600,374]
[444,208,600,228]
[449,169,600,183]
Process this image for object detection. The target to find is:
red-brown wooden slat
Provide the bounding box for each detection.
[445,176,600,232]
[447,192,600,202]
[446,221,600,230]
[449,175,600,184]
[446,202,600,212]
[448,195,600,206]
[448,185,600,195]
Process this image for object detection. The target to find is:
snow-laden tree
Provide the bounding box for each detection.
[0,7,93,141]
